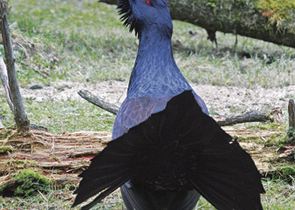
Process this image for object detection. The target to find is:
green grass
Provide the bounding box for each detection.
[10,0,135,85]
[24,99,115,133]
[198,178,295,209]
[0,183,78,209]
[0,0,294,209]
[1,180,295,209]
[242,123,295,147]
[173,25,295,87]
[0,97,115,133]
[8,0,295,88]
[262,178,295,209]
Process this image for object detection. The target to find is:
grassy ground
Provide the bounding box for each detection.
[1,179,295,210]
[0,0,295,209]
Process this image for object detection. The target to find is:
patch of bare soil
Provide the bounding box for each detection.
[21,80,295,117]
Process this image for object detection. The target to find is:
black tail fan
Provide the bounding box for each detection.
[72,90,265,209]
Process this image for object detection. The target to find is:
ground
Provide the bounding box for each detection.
[2,81,295,175]
[21,80,295,117]
[0,60,295,209]
[1,81,294,201]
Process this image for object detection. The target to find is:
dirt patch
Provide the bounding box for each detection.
[19,80,295,118]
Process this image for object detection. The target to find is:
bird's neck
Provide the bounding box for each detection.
[137,32,173,62]
[127,31,190,98]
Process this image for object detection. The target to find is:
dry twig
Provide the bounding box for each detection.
[78,89,277,126]
[78,89,119,115]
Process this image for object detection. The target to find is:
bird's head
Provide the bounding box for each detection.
[117,0,173,38]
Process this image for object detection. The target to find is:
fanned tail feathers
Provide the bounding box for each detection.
[73,91,264,209]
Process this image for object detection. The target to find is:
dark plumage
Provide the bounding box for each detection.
[117,0,139,35]
[72,0,265,209]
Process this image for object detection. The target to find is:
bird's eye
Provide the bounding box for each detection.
[146,0,151,6]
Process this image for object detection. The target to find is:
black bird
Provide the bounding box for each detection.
[72,0,265,209]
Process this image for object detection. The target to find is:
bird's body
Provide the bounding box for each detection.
[73,0,265,209]
[112,2,207,208]
[112,27,208,139]
[112,0,207,140]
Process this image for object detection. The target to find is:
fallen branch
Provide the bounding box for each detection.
[78,89,119,115]
[78,89,277,126]
[213,111,273,126]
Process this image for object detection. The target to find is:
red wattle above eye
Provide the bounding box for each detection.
[147,0,151,5]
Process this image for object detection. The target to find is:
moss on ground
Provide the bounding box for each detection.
[271,165,295,182]
[0,146,14,154]
[0,169,51,197]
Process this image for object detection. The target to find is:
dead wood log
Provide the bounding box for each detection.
[67,149,100,158]
[39,160,90,172]
[100,0,295,48]
[78,89,276,126]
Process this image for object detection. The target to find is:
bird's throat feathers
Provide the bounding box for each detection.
[127,37,189,99]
